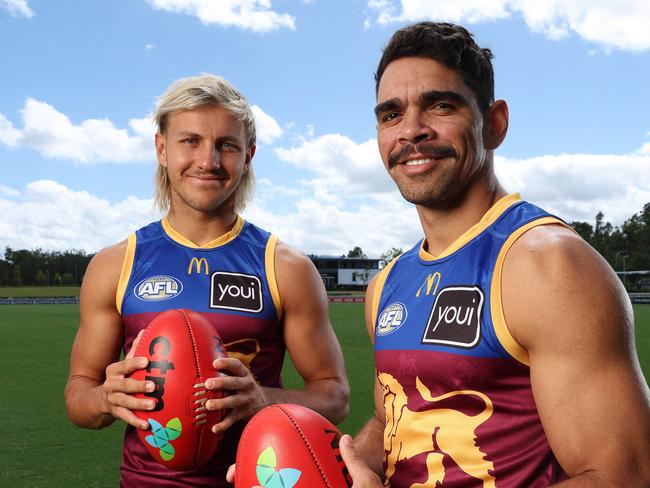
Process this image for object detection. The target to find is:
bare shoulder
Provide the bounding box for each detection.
[80,240,128,303]
[273,240,327,311]
[502,223,631,351]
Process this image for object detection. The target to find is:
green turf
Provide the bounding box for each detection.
[0,286,80,297]
[0,303,648,487]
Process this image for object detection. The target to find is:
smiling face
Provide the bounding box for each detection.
[155,104,254,215]
[375,56,490,207]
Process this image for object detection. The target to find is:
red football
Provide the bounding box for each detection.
[129,308,228,471]
[235,404,352,488]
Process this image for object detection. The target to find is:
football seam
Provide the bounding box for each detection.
[180,309,206,470]
[275,404,332,488]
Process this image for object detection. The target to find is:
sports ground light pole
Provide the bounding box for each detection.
[615,250,630,288]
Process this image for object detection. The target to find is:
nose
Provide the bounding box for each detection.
[197,144,220,170]
[398,109,435,145]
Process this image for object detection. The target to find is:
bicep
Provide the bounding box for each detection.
[276,247,346,384]
[503,228,650,479]
[68,248,125,385]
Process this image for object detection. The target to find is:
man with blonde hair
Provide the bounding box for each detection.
[65,74,349,487]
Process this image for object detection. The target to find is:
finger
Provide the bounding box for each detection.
[226,464,236,483]
[113,406,150,430]
[106,377,156,395]
[125,330,145,359]
[206,394,250,412]
[213,357,248,376]
[205,374,253,391]
[106,356,149,377]
[211,416,236,435]
[108,391,158,413]
[339,434,382,486]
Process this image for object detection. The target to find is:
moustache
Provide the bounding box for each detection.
[388,144,456,168]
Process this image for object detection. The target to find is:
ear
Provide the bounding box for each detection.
[155,133,167,167]
[484,99,509,150]
[244,144,256,171]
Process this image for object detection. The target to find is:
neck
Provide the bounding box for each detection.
[416,170,506,257]
[165,205,238,247]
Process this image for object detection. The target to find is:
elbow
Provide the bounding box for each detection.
[330,380,351,425]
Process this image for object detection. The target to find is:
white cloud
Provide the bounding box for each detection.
[0,181,159,253]
[145,43,156,50]
[366,0,650,52]
[495,149,650,224]
[275,133,394,195]
[0,0,34,18]
[252,105,283,144]
[0,98,155,164]
[147,0,295,32]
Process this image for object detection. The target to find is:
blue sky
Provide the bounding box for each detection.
[1,0,649,257]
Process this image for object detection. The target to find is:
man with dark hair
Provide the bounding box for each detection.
[339,21,650,487]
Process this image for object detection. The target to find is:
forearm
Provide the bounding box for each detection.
[261,377,350,425]
[65,376,114,430]
[353,415,385,478]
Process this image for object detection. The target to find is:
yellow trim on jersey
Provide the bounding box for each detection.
[116,233,136,314]
[371,257,400,330]
[265,235,283,321]
[490,216,568,366]
[419,193,522,261]
[161,215,244,249]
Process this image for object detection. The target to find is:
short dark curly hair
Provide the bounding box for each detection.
[375,22,495,111]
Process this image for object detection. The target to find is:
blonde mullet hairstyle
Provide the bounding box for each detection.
[152,74,256,213]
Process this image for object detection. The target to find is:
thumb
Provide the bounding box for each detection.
[339,434,382,487]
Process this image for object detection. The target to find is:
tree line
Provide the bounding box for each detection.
[0,247,94,287]
[1,202,648,289]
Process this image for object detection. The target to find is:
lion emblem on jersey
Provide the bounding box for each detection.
[378,372,495,487]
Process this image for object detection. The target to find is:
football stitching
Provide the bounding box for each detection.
[275,405,332,488]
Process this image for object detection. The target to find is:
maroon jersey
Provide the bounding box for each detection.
[116,216,285,487]
[372,195,568,487]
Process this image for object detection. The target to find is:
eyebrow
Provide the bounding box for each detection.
[374,90,470,119]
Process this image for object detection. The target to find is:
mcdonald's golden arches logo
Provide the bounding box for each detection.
[188,257,209,275]
[416,272,441,298]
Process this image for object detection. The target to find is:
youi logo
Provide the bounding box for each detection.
[135,275,183,301]
[377,302,408,336]
[255,446,301,488]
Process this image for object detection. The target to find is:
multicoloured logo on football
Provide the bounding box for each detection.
[145,417,182,461]
[256,446,302,488]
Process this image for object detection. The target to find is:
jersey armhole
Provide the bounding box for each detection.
[116,233,136,314]
[490,216,570,366]
[370,257,399,331]
[265,234,283,321]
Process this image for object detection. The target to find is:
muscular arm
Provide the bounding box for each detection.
[502,225,650,486]
[64,242,153,430]
[263,242,350,423]
[207,242,349,430]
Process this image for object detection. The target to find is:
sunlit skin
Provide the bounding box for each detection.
[376,57,489,206]
[155,104,255,239]
[376,57,508,255]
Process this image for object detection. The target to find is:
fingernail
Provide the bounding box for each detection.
[141,421,149,429]
[146,381,155,392]
[138,358,147,368]
[146,400,155,410]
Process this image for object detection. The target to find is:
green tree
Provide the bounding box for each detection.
[11,265,23,286]
[34,269,47,286]
[379,247,403,268]
[62,272,74,285]
[52,272,63,286]
[347,246,367,258]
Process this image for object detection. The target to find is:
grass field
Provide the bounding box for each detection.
[0,302,648,487]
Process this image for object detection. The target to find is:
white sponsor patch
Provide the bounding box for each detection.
[134,275,182,301]
[377,302,408,336]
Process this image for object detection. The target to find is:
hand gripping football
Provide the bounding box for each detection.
[235,404,352,488]
[129,308,228,471]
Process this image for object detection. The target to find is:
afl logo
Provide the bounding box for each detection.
[377,302,407,336]
[134,275,183,301]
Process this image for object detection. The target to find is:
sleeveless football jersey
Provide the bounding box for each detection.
[116,216,284,487]
[372,194,569,488]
